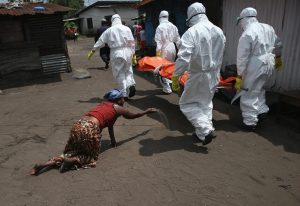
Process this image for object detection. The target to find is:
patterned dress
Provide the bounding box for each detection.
[51,102,117,169]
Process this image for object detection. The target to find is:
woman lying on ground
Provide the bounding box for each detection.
[30,89,157,175]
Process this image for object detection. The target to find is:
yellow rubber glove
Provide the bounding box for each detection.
[87,50,95,60]
[132,54,137,66]
[275,56,283,71]
[234,76,242,91]
[156,51,161,57]
[171,75,181,93]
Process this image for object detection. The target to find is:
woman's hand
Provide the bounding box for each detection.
[110,141,118,148]
[108,126,117,148]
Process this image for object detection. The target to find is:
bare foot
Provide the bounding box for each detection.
[30,164,44,176]
[59,158,78,173]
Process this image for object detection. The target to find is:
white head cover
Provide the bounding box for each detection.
[159,10,169,19]
[186,2,206,27]
[111,14,122,26]
[236,7,257,25]
[159,10,169,23]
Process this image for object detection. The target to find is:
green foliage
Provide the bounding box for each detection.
[50,0,84,17]
[64,21,76,29]
[64,20,78,39]
[49,0,68,6]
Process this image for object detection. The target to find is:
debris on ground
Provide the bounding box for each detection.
[72,68,91,79]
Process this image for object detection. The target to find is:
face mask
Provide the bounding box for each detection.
[238,17,256,30]
[159,16,168,19]
[111,15,121,23]
[239,20,246,30]
[159,16,168,23]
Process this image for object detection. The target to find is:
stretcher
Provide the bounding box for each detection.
[136,56,237,94]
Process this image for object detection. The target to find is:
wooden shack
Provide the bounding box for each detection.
[0,3,71,87]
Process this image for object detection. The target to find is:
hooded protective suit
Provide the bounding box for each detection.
[155,10,181,94]
[236,7,281,126]
[174,3,226,141]
[93,14,136,97]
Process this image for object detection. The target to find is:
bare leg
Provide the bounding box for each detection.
[59,157,80,173]
[30,160,57,176]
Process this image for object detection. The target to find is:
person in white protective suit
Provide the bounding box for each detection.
[235,7,282,130]
[171,2,226,145]
[89,14,136,99]
[154,10,181,94]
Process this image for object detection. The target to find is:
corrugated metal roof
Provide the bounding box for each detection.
[136,0,155,8]
[0,3,70,16]
[77,0,139,15]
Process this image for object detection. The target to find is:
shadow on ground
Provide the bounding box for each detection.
[0,72,62,90]
[255,119,300,154]
[134,68,300,154]
[214,93,300,154]
[138,134,208,156]
[100,130,151,153]
[77,69,300,154]
[87,67,110,71]
[78,97,103,103]
[127,91,193,134]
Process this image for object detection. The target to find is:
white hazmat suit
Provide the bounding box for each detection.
[174,3,226,143]
[155,10,181,94]
[93,14,136,98]
[236,8,281,127]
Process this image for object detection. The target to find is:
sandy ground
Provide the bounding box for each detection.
[0,38,300,206]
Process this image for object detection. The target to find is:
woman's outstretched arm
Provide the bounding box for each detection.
[114,105,157,119]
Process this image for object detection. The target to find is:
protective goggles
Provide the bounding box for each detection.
[185,12,205,26]
[236,16,256,25]
[159,15,168,19]
[111,16,121,22]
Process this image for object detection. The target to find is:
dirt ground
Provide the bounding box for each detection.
[0,38,300,206]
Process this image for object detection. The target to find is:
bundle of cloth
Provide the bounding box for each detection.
[136,56,236,94]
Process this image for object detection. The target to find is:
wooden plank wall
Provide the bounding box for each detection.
[27,14,66,56]
[0,43,40,76]
[0,14,68,77]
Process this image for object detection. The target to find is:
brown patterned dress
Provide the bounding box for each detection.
[51,102,117,169]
